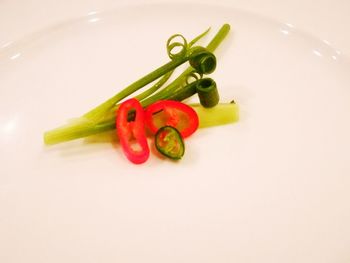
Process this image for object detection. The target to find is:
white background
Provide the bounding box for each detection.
[1,1,349,263]
[1,0,350,56]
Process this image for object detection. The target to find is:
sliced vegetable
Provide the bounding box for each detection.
[116,98,149,164]
[155,126,185,160]
[144,100,199,138]
[43,24,232,145]
[191,102,239,128]
[196,78,219,108]
[82,36,216,123]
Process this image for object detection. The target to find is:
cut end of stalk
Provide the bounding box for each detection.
[191,102,239,128]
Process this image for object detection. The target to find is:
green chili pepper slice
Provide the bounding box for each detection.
[155,126,185,160]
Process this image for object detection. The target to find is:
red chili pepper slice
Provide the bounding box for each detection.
[144,100,199,138]
[116,98,149,164]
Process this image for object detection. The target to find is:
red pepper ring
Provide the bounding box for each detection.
[144,100,199,138]
[116,98,150,164]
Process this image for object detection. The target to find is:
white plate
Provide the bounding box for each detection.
[1,3,350,263]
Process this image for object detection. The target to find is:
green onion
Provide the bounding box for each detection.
[43,101,239,145]
[196,78,219,108]
[43,24,231,145]
[82,29,215,123]
[43,121,115,145]
[142,24,230,104]
[134,71,173,101]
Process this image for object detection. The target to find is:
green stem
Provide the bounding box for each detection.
[99,24,231,119]
[191,102,239,128]
[99,24,230,124]
[189,27,211,47]
[44,121,115,145]
[134,71,173,101]
[43,102,238,145]
[82,27,215,123]
[141,24,231,105]
[206,23,230,52]
[81,70,174,125]
[44,24,231,145]
[83,56,188,122]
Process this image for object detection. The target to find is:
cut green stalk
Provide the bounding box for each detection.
[44,24,231,145]
[91,24,231,125]
[86,24,229,122]
[89,71,174,124]
[134,71,173,101]
[43,81,198,145]
[43,121,115,145]
[94,77,203,127]
[140,24,230,106]
[44,102,239,145]
[82,28,213,123]
[196,78,219,108]
[107,77,211,119]
[83,56,189,122]
[150,23,230,106]
[191,102,239,128]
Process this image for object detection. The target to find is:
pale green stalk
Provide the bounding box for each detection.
[43,102,238,145]
[191,102,239,128]
[44,24,231,145]
[82,27,213,123]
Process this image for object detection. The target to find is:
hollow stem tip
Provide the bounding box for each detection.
[196,78,219,108]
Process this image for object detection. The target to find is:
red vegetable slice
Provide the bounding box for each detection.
[144,100,199,138]
[116,98,149,164]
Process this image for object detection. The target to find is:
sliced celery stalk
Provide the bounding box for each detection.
[190,102,239,128]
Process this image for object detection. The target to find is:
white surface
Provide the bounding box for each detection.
[1,0,350,56]
[1,1,350,263]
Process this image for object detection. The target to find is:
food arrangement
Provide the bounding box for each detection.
[43,24,239,164]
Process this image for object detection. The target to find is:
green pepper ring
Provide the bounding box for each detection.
[155,126,185,160]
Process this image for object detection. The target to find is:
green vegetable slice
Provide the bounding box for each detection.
[43,24,231,145]
[196,78,219,108]
[155,126,185,160]
[191,102,239,128]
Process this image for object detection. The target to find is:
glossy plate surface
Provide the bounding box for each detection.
[1,3,350,262]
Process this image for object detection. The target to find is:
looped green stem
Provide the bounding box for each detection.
[185,70,203,85]
[188,46,216,75]
[166,34,188,60]
[196,78,219,107]
[43,24,231,145]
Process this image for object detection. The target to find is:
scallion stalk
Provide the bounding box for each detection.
[191,102,239,128]
[43,24,231,145]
